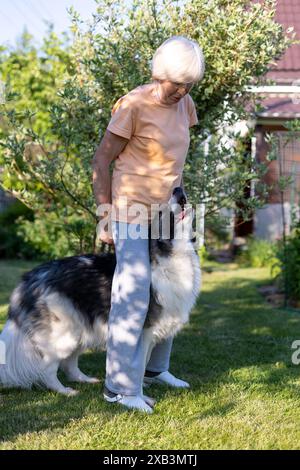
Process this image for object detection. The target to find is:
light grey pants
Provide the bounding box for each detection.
[105,221,174,395]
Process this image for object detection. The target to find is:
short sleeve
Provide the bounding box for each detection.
[107,95,134,139]
[188,95,198,128]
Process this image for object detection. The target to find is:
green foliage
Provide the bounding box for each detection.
[16,213,97,260]
[0,199,34,259]
[198,244,208,264]
[0,28,72,136]
[274,225,300,302]
[205,212,232,250]
[262,122,300,304]
[15,215,69,260]
[0,0,295,256]
[237,236,278,268]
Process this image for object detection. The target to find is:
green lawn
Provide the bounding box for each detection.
[1,258,300,450]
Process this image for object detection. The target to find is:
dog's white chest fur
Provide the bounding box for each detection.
[150,243,201,341]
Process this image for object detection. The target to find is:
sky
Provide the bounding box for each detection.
[0,0,100,48]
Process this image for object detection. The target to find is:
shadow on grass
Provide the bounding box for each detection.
[0,352,129,444]
[1,267,300,443]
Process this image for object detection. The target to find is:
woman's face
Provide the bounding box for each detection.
[158,80,194,105]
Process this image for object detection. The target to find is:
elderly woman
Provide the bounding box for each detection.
[92,36,205,413]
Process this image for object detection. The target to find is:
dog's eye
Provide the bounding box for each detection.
[190,236,196,243]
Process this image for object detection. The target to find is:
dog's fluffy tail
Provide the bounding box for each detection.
[0,320,43,389]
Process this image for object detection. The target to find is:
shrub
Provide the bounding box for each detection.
[0,0,294,256]
[274,226,300,302]
[237,236,278,268]
[0,199,35,258]
[198,244,208,264]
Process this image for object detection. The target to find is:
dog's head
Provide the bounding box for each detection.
[149,186,196,256]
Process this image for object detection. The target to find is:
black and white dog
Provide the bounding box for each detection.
[0,187,201,396]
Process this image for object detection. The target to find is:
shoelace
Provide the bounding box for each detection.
[104,392,124,402]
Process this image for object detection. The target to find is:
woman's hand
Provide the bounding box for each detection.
[99,230,114,245]
[96,213,114,245]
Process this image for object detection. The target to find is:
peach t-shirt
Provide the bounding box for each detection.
[107,83,198,225]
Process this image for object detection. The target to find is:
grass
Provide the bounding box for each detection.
[1,258,300,449]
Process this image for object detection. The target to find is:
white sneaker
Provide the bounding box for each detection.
[103,388,154,414]
[144,371,190,388]
[141,394,156,408]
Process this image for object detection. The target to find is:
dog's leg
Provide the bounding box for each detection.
[43,361,79,396]
[60,351,100,384]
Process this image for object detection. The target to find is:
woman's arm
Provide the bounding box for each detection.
[92,129,129,206]
[92,130,129,243]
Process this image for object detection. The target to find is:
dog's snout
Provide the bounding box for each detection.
[172,187,187,208]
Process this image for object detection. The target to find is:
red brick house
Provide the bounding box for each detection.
[234,0,300,242]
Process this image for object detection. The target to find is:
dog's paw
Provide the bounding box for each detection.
[65,387,79,396]
[74,375,100,384]
[86,377,100,384]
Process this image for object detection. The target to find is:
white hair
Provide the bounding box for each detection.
[151,36,205,83]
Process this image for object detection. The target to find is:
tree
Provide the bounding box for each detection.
[0,0,295,257]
